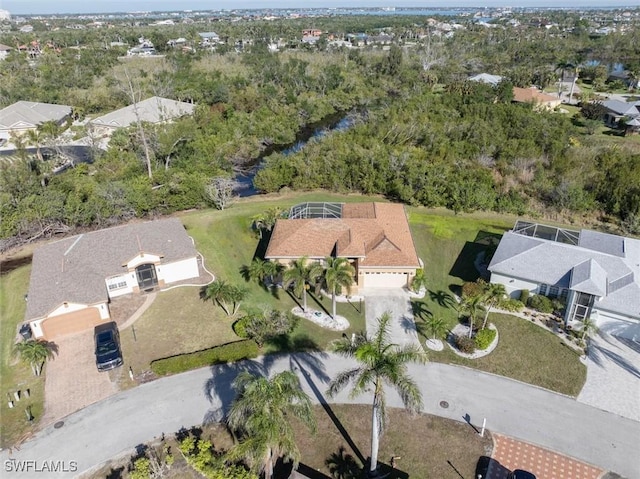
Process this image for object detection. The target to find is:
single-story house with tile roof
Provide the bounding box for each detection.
[512,87,562,111]
[488,220,640,341]
[25,218,199,340]
[265,202,421,291]
[89,96,196,136]
[0,101,71,141]
[601,100,640,128]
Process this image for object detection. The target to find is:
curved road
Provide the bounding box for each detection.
[1,354,638,478]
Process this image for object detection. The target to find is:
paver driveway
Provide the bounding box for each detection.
[487,434,603,479]
[578,331,640,422]
[42,330,118,425]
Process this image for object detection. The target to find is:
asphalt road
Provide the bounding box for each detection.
[1,353,639,479]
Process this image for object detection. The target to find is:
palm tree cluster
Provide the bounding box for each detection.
[458,280,507,337]
[245,255,356,319]
[201,280,248,316]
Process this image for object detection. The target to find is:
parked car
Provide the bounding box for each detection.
[508,470,536,479]
[94,322,123,371]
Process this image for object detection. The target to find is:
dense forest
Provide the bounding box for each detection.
[1,11,640,250]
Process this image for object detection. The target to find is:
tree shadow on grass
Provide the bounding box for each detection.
[294,358,366,466]
[325,446,362,479]
[449,231,503,283]
[202,359,267,425]
[428,289,456,309]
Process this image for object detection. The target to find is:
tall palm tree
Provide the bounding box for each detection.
[327,312,427,477]
[241,258,270,285]
[480,283,507,329]
[14,339,57,376]
[321,257,355,319]
[226,371,316,479]
[283,257,323,312]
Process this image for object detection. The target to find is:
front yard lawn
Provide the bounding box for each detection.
[0,260,45,448]
[408,208,586,396]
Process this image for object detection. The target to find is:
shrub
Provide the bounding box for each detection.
[474,328,497,350]
[461,279,486,299]
[527,294,554,313]
[455,335,476,354]
[243,309,299,347]
[232,317,249,338]
[498,298,525,312]
[519,289,529,304]
[151,340,259,376]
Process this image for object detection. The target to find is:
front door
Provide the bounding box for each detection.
[136,263,158,290]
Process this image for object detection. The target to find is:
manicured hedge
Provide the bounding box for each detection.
[151,340,259,376]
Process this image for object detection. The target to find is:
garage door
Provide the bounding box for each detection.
[362,272,408,288]
[41,308,104,340]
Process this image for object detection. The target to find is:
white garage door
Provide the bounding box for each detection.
[363,272,408,288]
[596,315,640,342]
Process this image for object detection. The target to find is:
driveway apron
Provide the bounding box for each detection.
[362,288,421,347]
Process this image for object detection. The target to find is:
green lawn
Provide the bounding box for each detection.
[0,262,46,448]
[407,208,586,396]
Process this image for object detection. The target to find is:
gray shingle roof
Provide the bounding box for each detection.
[489,225,640,319]
[602,100,639,117]
[90,96,195,129]
[570,259,607,296]
[0,101,71,130]
[25,218,197,320]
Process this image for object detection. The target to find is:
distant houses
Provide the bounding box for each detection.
[469,73,503,87]
[512,87,562,111]
[0,101,71,142]
[89,96,196,137]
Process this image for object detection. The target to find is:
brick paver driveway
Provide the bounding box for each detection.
[42,330,118,425]
[487,434,604,479]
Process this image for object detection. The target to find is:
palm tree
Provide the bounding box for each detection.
[226,371,316,479]
[251,207,284,239]
[263,260,284,287]
[202,280,245,316]
[580,316,598,341]
[241,258,270,285]
[321,257,355,319]
[410,268,428,293]
[480,283,507,330]
[458,295,485,338]
[425,316,447,340]
[283,257,323,312]
[327,312,427,477]
[25,128,44,161]
[14,339,57,376]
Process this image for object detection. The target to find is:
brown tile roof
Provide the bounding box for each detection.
[265,202,420,268]
[512,86,560,104]
[25,218,197,320]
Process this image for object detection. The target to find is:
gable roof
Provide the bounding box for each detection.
[489,222,640,319]
[89,96,195,129]
[602,100,639,117]
[265,202,420,268]
[469,73,503,86]
[25,218,197,320]
[512,87,559,105]
[0,101,71,130]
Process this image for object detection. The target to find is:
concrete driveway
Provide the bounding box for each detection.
[42,331,118,425]
[361,288,421,346]
[578,331,640,422]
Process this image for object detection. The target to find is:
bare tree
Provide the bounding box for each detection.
[119,68,154,180]
[205,176,237,210]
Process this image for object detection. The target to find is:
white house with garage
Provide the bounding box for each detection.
[24,218,200,340]
[265,202,421,292]
[488,221,640,341]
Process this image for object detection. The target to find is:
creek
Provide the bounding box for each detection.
[234,110,357,196]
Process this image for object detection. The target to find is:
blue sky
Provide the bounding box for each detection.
[1,1,639,15]
[0,0,639,14]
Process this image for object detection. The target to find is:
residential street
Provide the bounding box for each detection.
[1,354,638,479]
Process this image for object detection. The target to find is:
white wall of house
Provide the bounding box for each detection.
[105,273,137,298]
[490,272,539,298]
[157,257,199,284]
[592,308,640,341]
[30,319,45,338]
